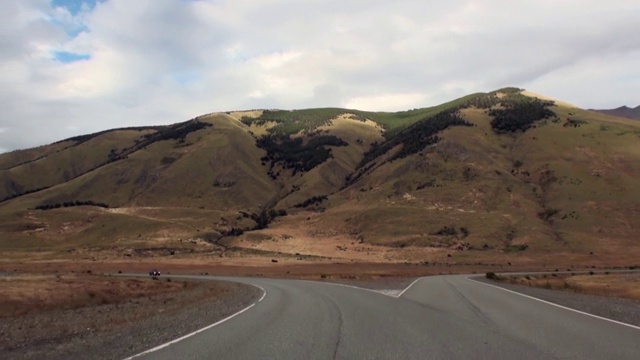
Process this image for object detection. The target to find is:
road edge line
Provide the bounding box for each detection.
[466,276,640,331]
[123,284,267,359]
[396,277,423,298]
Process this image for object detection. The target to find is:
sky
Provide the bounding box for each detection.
[1,0,639,153]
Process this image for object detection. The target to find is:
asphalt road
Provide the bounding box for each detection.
[127,275,639,359]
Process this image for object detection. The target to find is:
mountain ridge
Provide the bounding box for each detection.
[590,105,640,120]
[2,87,639,267]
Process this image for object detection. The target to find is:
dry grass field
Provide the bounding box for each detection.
[0,273,201,318]
[498,272,640,301]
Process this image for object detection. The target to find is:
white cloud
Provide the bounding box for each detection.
[1,0,639,152]
[344,93,429,112]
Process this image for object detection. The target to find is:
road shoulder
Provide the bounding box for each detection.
[471,276,640,327]
[0,278,261,360]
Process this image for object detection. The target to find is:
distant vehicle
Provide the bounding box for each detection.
[149,269,161,277]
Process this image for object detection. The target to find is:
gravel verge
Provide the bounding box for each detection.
[0,278,261,360]
[473,276,640,327]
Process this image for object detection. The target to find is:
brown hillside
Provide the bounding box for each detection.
[1,88,639,269]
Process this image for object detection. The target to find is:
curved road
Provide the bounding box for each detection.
[127,275,639,359]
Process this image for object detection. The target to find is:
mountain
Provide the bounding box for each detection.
[2,88,639,267]
[590,105,640,120]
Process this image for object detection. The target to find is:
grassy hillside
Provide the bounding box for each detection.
[2,88,639,266]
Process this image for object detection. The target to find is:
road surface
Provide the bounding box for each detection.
[127,275,639,359]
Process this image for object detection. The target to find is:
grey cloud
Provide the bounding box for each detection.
[1,0,639,152]
[312,84,344,106]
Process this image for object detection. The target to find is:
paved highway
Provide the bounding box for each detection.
[126,275,639,359]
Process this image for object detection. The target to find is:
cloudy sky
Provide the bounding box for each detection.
[1,0,639,153]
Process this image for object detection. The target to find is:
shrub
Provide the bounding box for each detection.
[564,118,587,128]
[432,225,458,237]
[36,200,109,210]
[486,272,499,280]
[294,195,328,208]
[504,244,529,252]
[240,116,254,126]
[537,208,560,221]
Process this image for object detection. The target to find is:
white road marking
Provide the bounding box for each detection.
[396,277,423,298]
[302,277,424,298]
[123,285,267,360]
[467,277,640,331]
[376,289,402,297]
[300,279,386,296]
[300,279,419,298]
[257,285,267,302]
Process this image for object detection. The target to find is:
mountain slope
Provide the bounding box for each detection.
[2,88,639,266]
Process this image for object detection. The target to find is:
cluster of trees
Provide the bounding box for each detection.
[458,87,524,110]
[240,116,255,126]
[250,208,287,230]
[257,134,348,176]
[246,109,377,135]
[489,97,555,133]
[139,119,211,143]
[410,87,556,134]
[357,109,473,168]
[239,208,287,231]
[293,195,328,208]
[221,228,245,237]
[250,109,349,135]
[35,200,109,210]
